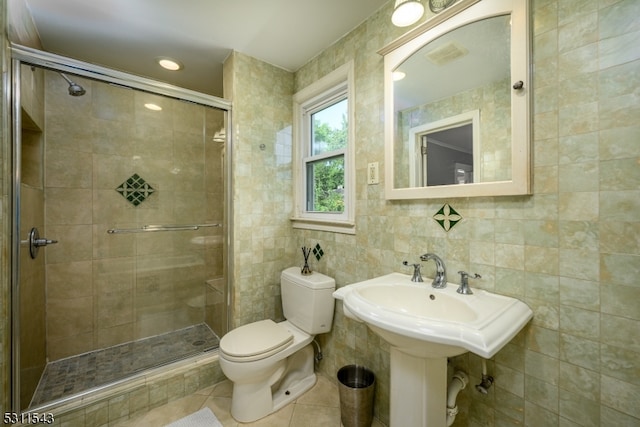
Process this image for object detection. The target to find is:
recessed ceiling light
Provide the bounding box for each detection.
[156,57,183,71]
[144,103,162,111]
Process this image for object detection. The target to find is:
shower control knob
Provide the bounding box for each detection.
[26,227,58,259]
[34,237,58,247]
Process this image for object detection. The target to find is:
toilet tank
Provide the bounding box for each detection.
[281,267,336,334]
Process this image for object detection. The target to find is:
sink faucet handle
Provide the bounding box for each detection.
[458,271,481,280]
[457,271,481,295]
[403,260,424,282]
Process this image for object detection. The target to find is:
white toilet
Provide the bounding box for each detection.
[219,267,336,422]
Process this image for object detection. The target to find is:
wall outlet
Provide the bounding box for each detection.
[368,162,379,184]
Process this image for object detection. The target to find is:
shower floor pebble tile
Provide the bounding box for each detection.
[115,375,386,427]
[31,324,219,407]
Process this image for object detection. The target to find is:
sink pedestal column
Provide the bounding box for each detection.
[390,348,448,427]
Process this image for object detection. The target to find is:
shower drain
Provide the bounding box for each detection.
[192,340,206,346]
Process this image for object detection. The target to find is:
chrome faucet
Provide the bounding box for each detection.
[457,271,481,295]
[419,253,447,288]
[403,261,423,282]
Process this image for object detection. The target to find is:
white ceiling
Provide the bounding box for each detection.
[23,0,390,97]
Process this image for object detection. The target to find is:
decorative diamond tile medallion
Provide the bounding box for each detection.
[115,173,155,206]
[433,204,462,232]
[313,243,324,261]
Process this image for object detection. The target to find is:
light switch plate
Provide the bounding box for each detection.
[368,162,379,184]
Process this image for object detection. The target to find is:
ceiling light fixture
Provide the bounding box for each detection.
[157,57,183,71]
[391,0,425,27]
[392,71,406,81]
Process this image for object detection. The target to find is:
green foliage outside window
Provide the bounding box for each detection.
[311,115,347,212]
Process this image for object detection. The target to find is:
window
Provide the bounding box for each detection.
[292,61,355,234]
[306,98,347,212]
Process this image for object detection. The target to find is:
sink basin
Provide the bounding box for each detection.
[334,272,533,426]
[333,272,533,358]
[356,284,477,322]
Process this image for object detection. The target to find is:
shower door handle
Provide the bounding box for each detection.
[26,227,58,259]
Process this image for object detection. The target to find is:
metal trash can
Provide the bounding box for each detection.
[337,365,375,427]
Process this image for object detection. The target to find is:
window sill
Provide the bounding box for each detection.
[290,217,356,235]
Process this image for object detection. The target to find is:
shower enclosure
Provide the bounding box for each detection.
[10,45,231,411]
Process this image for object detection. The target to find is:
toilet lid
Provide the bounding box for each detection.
[220,319,293,360]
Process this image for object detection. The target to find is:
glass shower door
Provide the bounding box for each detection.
[13,54,230,410]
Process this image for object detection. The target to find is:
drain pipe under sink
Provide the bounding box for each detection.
[446,371,468,426]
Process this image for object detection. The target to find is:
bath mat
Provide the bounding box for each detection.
[164,407,223,427]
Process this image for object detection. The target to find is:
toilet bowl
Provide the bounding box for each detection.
[219,267,335,422]
[219,320,315,422]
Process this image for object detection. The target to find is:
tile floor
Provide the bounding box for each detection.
[115,375,385,427]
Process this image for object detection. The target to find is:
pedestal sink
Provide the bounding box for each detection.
[333,273,533,427]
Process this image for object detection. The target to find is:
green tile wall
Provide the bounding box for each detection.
[224,51,297,328]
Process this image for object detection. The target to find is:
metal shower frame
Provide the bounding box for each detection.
[9,43,234,412]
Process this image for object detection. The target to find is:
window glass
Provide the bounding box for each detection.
[311,99,348,155]
[306,156,345,212]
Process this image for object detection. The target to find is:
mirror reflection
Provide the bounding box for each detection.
[393,14,512,188]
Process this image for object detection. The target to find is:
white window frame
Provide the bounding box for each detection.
[291,61,355,234]
[408,110,480,186]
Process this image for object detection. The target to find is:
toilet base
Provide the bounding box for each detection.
[273,371,316,412]
[230,344,316,422]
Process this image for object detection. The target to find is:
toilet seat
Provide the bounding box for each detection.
[220,319,293,362]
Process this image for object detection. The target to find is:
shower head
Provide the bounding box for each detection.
[59,73,86,96]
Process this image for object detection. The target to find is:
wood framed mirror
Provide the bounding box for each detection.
[381,0,531,199]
